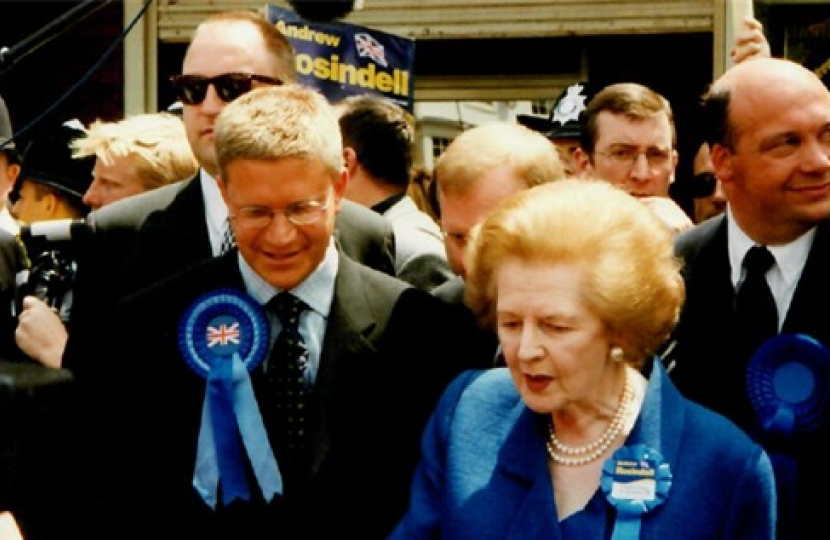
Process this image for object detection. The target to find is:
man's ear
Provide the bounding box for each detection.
[7,163,20,185]
[42,192,59,216]
[709,144,734,184]
[342,147,358,175]
[572,147,594,179]
[332,166,349,213]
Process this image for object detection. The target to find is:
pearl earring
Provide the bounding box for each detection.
[610,347,624,363]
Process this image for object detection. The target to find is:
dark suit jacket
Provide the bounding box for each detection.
[669,215,830,538]
[390,361,775,539]
[64,249,493,540]
[432,275,501,366]
[0,230,78,540]
[0,229,25,360]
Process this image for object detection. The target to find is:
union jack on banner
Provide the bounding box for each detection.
[354,32,387,67]
[207,322,241,347]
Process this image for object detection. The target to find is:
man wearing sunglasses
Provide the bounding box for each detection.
[65,11,397,361]
[688,142,727,223]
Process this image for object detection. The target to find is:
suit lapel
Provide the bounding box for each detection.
[489,409,562,539]
[783,221,830,337]
[671,218,735,361]
[159,175,213,264]
[307,254,379,475]
[629,360,684,466]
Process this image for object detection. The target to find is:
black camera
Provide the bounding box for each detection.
[13,218,94,322]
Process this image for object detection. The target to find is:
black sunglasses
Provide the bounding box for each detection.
[170,73,283,105]
[690,172,718,198]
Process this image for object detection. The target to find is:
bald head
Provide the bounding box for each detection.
[723,56,821,86]
[703,58,830,150]
[702,56,830,245]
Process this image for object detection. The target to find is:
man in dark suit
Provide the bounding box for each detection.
[64,83,491,540]
[667,57,830,540]
[0,229,78,540]
[70,10,395,329]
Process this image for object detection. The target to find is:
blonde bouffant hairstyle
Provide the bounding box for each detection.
[464,179,685,367]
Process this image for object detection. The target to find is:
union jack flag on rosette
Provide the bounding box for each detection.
[178,288,281,509]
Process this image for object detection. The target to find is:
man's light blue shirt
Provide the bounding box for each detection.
[237,238,339,384]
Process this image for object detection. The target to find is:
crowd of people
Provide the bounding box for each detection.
[0,8,826,540]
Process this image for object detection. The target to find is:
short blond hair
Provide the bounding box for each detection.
[465,179,684,366]
[435,121,564,197]
[72,112,198,190]
[215,84,343,181]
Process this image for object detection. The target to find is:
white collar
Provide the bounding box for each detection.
[726,210,815,289]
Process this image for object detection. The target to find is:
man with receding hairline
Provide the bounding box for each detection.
[669,56,830,540]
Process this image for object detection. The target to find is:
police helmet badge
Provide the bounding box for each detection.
[552,83,588,126]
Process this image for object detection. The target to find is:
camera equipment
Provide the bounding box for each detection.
[13,218,95,322]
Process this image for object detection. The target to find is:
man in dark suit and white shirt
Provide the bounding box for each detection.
[668,57,830,540]
[64,82,491,540]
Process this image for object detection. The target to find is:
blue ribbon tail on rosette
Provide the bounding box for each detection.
[764,405,794,435]
[611,509,642,540]
[209,354,251,506]
[771,452,798,540]
[180,289,277,509]
[194,397,219,508]
[230,353,282,502]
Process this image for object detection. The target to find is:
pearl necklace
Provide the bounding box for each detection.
[546,374,634,466]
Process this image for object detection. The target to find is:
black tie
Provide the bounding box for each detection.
[735,245,778,358]
[220,218,236,254]
[266,292,310,488]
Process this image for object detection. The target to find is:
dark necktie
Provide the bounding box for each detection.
[220,218,236,254]
[266,292,310,488]
[735,245,778,358]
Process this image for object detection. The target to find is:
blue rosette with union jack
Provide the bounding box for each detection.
[178,288,281,509]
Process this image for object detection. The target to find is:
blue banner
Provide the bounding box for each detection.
[266,5,416,112]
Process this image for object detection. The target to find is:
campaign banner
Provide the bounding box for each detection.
[265,5,416,112]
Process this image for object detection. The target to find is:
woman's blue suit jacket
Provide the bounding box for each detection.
[390,359,776,540]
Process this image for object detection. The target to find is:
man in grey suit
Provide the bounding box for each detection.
[64,82,491,540]
[334,94,452,290]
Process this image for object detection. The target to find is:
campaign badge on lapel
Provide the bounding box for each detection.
[602,443,672,540]
[179,288,281,508]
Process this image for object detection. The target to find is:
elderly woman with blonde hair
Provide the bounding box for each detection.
[390,179,775,539]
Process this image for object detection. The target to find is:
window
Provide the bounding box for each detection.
[531,100,555,117]
[432,136,453,161]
